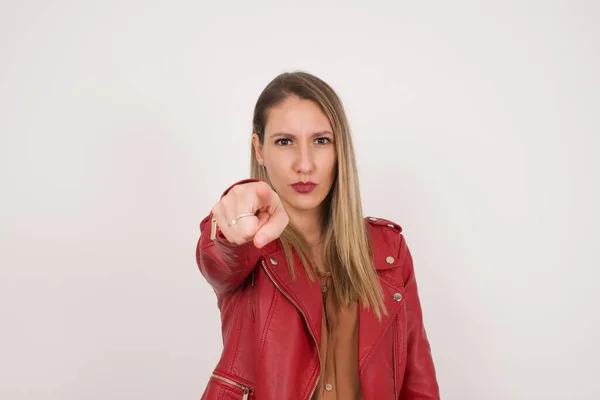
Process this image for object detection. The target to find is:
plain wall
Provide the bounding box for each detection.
[1,1,599,399]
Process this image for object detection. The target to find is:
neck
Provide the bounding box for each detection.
[286,206,324,245]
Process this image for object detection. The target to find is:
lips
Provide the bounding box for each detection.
[291,182,317,193]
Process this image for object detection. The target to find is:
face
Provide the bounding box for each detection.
[253,96,337,217]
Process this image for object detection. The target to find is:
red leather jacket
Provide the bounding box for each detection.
[196,181,440,400]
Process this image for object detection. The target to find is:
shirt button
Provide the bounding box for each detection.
[325,383,333,391]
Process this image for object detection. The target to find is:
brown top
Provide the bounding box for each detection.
[312,270,363,400]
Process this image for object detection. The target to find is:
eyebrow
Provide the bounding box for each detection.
[269,131,334,139]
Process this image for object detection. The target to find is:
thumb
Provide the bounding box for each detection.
[253,205,288,248]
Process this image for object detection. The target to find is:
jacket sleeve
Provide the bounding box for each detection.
[195,179,263,294]
[399,235,440,399]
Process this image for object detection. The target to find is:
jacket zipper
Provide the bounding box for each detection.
[212,373,252,400]
[392,318,397,399]
[251,269,256,322]
[261,260,321,400]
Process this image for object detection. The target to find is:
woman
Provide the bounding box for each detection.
[195,71,439,399]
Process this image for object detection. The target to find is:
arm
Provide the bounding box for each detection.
[195,179,262,294]
[399,235,440,399]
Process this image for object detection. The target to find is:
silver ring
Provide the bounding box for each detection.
[228,212,255,227]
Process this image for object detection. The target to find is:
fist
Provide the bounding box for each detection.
[211,181,289,248]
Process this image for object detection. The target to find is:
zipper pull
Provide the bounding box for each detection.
[242,388,250,400]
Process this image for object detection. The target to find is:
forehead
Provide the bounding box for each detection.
[265,96,332,135]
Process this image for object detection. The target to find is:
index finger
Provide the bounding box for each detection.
[253,182,276,210]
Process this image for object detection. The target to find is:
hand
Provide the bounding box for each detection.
[211,181,289,248]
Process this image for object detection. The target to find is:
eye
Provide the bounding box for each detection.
[315,137,332,145]
[275,138,292,146]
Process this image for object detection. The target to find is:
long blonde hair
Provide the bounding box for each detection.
[250,71,386,319]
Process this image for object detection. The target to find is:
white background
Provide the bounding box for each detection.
[1,1,599,399]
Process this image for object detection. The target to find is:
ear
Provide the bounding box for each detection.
[252,133,264,165]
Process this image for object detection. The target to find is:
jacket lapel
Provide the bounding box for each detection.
[358,224,407,372]
[358,273,405,372]
[261,248,324,350]
[260,226,407,373]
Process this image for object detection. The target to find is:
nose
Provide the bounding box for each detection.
[293,143,314,175]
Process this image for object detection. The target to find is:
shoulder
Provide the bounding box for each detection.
[365,216,413,281]
[364,216,405,255]
[365,216,402,232]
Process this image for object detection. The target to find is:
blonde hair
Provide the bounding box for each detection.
[250,71,386,319]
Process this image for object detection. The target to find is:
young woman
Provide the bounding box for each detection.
[195,72,439,399]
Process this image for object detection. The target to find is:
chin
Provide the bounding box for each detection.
[286,195,323,212]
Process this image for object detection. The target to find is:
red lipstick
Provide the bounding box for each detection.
[291,182,317,193]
